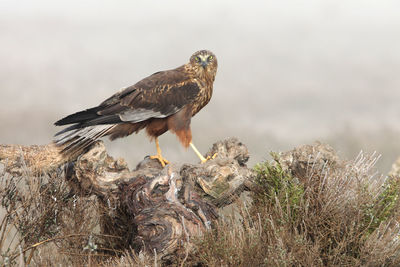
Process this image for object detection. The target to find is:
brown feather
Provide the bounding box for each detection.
[166,105,192,147]
[54,50,218,157]
[108,122,147,140]
[145,119,169,139]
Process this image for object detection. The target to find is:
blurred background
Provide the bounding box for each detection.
[0,0,399,173]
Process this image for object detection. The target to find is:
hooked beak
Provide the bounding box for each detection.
[201,61,208,68]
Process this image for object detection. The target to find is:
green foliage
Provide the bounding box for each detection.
[193,151,400,267]
[363,175,400,236]
[2,148,400,266]
[253,152,304,224]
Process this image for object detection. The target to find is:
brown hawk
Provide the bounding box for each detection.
[54,50,218,166]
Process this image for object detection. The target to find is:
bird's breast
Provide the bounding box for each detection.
[191,84,213,116]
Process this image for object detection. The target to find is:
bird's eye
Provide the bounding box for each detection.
[195,56,201,62]
[208,55,213,61]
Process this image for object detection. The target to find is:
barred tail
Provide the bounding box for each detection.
[54,124,115,157]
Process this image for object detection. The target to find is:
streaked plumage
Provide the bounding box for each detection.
[54,50,218,165]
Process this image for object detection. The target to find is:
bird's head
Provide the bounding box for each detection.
[189,50,218,81]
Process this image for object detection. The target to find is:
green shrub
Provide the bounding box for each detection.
[193,151,400,267]
[253,153,304,224]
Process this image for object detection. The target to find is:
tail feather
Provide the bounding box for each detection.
[75,125,114,153]
[54,106,124,157]
[54,124,115,156]
[54,107,101,126]
[54,124,81,137]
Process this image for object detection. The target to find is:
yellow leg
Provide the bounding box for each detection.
[150,138,169,167]
[190,142,217,163]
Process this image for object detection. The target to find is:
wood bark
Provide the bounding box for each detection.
[0,138,255,259]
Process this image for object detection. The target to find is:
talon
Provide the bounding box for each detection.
[150,155,169,167]
[201,152,218,163]
[151,137,169,167]
[190,142,217,164]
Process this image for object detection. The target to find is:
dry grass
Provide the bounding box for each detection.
[1,149,400,266]
[0,164,121,266]
[192,152,400,267]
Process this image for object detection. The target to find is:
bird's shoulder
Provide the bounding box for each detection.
[135,65,192,89]
[101,65,200,107]
[97,64,201,119]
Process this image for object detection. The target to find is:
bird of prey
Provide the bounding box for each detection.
[54,50,218,166]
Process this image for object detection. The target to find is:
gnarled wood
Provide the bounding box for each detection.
[0,138,255,260]
[0,143,65,175]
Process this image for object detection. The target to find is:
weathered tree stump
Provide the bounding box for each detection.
[0,143,65,175]
[0,138,255,260]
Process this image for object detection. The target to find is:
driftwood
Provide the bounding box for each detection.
[0,143,66,175]
[0,138,255,259]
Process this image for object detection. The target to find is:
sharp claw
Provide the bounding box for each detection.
[201,152,218,164]
[150,155,169,167]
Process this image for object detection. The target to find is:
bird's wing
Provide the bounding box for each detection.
[55,67,200,128]
[100,69,200,123]
[54,67,200,154]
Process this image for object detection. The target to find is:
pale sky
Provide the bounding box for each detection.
[1,0,399,171]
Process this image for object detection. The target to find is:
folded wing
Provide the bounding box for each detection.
[54,68,200,154]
